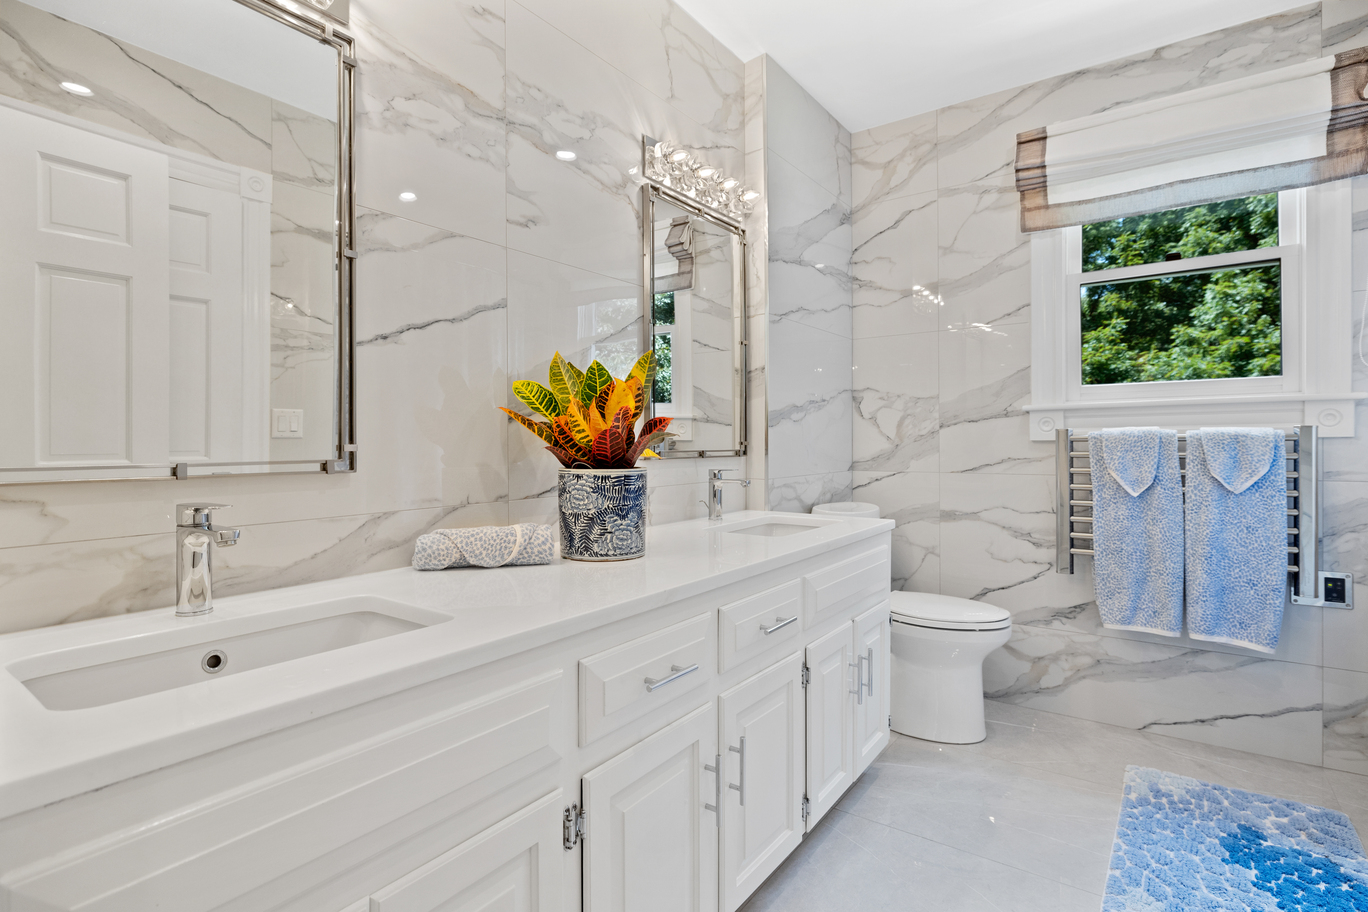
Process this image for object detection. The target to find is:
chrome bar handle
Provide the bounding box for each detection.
[761,615,798,635]
[645,663,699,692]
[849,656,864,705]
[704,753,721,820]
[728,738,745,806]
[864,647,874,698]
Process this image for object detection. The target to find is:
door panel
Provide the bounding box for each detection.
[804,626,853,831]
[0,103,169,467]
[369,790,563,912]
[852,601,891,777]
[582,702,718,912]
[718,652,803,912]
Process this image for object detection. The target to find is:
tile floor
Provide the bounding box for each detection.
[740,700,1368,912]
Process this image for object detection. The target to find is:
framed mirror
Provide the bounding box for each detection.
[0,0,355,484]
[641,182,748,458]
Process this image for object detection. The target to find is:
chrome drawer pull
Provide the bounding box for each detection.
[728,737,746,806]
[645,663,699,692]
[761,615,798,635]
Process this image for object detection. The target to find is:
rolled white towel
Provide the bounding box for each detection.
[412,523,555,570]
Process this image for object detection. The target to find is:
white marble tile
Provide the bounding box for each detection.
[763,57,850,203]
[512,0,743,147]
[938,473,1094,612]
[985,623,1324,765]
[0,0,273,172]
[766,320,852,480]
[851,111,937,216]
[852,332,938,474]
[1324,666,1368,775]
[506,2,737,284]
[351,0,507,245]
[851,191,939,339]
[937,181,1030,331]
[839,741,1119,893]
[767,472,853,514]
[214,503,507,598]
[271,100,336,191]
[354,210,509,511]
[766,152,852,338]
[852,471,939,593]
[0,533,173,634]
[1321,482,1368,673]
[1323,0,1368,54]
[935,6,1322,190]
[977,701,1346,806]
[741,806,1103,912]
[505,250,644,501]
[938,322,1053,475]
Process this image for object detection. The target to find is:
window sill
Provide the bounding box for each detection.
[1025,392,1365,440]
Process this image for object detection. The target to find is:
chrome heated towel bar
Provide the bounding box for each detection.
[1055,427,1321,604]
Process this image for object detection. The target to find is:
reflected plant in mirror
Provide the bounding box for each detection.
[0,0,353,482]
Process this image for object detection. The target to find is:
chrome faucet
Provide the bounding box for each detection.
[708,469,750,521]
[175,503,241,617]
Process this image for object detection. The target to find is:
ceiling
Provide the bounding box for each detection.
[675,0,1311,133]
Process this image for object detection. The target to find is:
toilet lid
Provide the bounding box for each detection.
[889,592,1012,630]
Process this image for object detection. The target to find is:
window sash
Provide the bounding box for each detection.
[1061,189,1303,403]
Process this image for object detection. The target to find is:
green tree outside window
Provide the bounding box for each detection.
[1080,194,1282,385]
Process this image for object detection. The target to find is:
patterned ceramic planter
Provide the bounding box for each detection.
[558,468,647,561]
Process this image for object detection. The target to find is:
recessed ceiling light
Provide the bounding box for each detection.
[398,191,417,202]
[60,81,93,96]
[556,150,577,161]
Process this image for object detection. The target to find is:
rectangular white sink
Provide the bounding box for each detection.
[724,515,835,537]
[10,596,450,711]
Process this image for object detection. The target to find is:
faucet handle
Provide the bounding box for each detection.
[177,503,230,526]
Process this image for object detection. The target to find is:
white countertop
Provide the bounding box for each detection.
[0,512,892,819]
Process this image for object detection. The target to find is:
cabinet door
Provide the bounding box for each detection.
[582,702,719,912]
[852,601,891,777]
[804,625,853,831]
[718,652,804,912]
[369,790,563,912]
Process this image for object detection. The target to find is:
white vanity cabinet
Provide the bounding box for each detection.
[0,517,891,912]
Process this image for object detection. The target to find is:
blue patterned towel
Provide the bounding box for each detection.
[1185,428,1287,653]
[1089,428,1184,636]
[412,524,554,570]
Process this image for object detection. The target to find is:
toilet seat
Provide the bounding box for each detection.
[889,591,1011,632]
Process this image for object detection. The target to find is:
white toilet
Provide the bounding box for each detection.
[889,591,1012,744]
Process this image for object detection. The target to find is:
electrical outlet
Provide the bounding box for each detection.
[271,408,304,439]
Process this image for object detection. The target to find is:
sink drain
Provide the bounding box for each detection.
[201,649,227,674]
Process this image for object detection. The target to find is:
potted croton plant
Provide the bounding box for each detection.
[500,352,674,561]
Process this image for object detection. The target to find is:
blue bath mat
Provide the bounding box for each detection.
[1105,766,1368,911]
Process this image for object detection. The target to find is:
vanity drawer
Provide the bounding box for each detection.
[805,546,890,626]
[579,612,712,745]
[718,580,802,671]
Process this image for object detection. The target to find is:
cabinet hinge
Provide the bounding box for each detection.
[563,803,586,850]
[801,795,810,821]
[801,664,810,689]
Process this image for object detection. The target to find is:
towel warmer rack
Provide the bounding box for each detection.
[1054,427,1327,605]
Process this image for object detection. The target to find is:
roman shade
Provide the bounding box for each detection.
[1015,48,1368,231]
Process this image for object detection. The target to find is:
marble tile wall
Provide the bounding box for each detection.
[749,56,854,512]
[0,0,751,633]
[849,1,1368,770]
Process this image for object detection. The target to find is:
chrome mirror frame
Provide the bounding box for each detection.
[640,174,749,460]
[0,0,357,484]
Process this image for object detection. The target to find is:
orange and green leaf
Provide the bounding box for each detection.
[512,380,563,419]
[628,350,655,389]
[498,407,555,446]
[548,352,579,407]
[580,360,614,405]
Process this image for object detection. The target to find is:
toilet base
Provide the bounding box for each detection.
[889,621,1011,745]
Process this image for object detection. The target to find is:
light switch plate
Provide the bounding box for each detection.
[1321,572,1354,609]
[271,408,304,439]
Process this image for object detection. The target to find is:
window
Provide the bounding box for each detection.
[1027,181,1357,440]
[651,292,675,404]
[1079,194,1281,385]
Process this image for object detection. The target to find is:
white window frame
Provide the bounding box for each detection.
[1027,181,1362,439]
